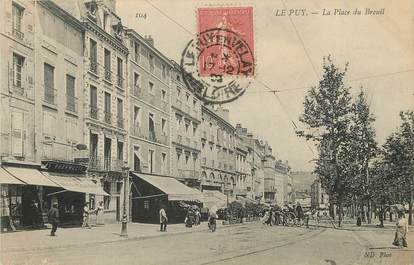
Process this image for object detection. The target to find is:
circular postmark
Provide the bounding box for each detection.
[180,28,255,104]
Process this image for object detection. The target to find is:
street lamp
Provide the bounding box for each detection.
[120,163,129,237]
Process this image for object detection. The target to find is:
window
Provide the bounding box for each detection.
[117,57,123,87]
[185,155,189,165]
[66,75,76,112]
[148,149,154,173]
[134,73,140,87]
[11,111,24,157]
[193,124,197,135]
[117,141,123,161]
[176,75,180,81]
[161,153,166,174]
[193,99,197,108]
[134,42,140,63]
[185,93,190,102]
[104,49,111,81]
[12,53,24,88]
[177,87,181,97]
[90,133,98,159]
[103,12,109,32]
[161,118,166,135]
[90,85,98,119]
[161,89,166,101]
[133,106,141,127]
[117,98,123,128]
[162,65,166,79]
[185,122,189,133]
[103,182,111,210]
[133,146,141,172]
[89,39,97,73]
[44,63,55,105]
[149,54,154,73]
[12,3,24,39]
[148,113,155,139]
[104,137,111,170]
[104,92,111,123]
[148,81,154,94]
[144,200,149,210]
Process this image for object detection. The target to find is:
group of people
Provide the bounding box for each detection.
[262,203,305,226]
[46,201,105,236]
[184,207,201,228]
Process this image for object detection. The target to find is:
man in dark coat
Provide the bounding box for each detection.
[31,200,40,229]
[48,202,59,236]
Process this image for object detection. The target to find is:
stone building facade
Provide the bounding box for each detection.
[170,62,202,188]
[124,29,171,177]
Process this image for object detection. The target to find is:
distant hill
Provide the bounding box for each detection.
[291,171,317,192]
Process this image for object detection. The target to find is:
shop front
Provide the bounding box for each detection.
[130,173,203,223]
[0,167,26,231]
[3,165,61,229]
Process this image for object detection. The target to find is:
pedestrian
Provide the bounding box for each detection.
[296,202,303,225]
[96,201,104,226]
[159,204,168,232]
[393,211,408,248]
[30,200,40,229]
[48,202,59,236]
[185,208,195,228]
[195,209,201,225]
[82,202,92,229]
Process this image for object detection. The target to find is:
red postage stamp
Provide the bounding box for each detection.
[181,6,254,104]
[197,7,254,77]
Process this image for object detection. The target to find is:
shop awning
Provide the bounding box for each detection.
[4,166,59,187]
[202,191,227,209]
[44,172,109,196]
[0,167,26,185]
[132,173,203,201]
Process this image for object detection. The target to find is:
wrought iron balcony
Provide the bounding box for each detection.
[104,66,112,82]
[12,28,24,40]
[104,111,112,124]
[90,106,98,119]
[148,130,157,142]
[117,76,124,88]
[117,117,124,129]
[89,156,102,171]
[132,126,144,138]
[89,60,98,75]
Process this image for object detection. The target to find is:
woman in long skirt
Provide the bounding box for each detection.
[393,211,408,248]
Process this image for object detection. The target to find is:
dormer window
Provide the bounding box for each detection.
[103,12,109,32]
[85,1,98,21]
[112,22,123,39]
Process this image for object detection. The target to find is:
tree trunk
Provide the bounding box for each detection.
[379,203,384,228]
[367,199,372,224]
[409,200,413,225]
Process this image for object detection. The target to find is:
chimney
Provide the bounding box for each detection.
[145,35,154,47]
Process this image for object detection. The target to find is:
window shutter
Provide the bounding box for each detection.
[11,112,24,157]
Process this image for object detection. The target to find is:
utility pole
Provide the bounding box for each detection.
[120,163,129,237]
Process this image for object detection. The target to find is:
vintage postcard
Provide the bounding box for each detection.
[0,0,413,264]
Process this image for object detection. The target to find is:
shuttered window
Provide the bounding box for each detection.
[44,63,55,105]
[13,53,24,88]
[66,75,76,112]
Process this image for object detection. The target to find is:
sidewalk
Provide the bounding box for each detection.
[0,222,214,253]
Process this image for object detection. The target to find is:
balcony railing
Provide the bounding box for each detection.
[90,106,98,119]
[148,130,157,142]
[89,156,101,171]
[117,76,124,88]
[103,157,111,171]
[104,111,112,124]
[89,60,98,75]
[12,28,24,40]
[104,67,112,82]
[66,96,78,113]
[117,117,124,129]
[44,87,57,105]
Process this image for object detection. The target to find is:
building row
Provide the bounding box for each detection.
[0,0,293,229]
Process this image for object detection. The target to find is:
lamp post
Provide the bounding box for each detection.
[120,163,129,237]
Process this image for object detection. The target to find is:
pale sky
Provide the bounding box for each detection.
[116,0,414,171]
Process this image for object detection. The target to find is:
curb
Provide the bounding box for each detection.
[2,222,250,253]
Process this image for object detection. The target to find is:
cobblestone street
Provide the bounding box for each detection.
[1,221,412,265]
